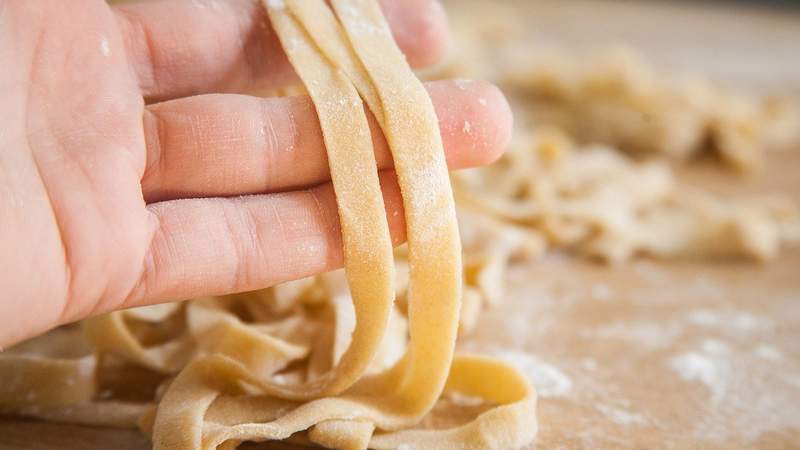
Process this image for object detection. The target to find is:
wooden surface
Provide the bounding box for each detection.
[2,0,800,448]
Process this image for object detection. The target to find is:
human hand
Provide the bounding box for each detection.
[0,0,512,347]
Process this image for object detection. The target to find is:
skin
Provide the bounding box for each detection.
[0,0,513,348]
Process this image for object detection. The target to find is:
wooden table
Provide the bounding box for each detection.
[2,1,799,448]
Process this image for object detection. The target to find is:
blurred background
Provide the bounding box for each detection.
[437,0,800,91]
[431,1,800,448]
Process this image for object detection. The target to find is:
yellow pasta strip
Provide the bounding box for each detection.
[251,1,397,400]
[369,355,538,450]
[0,355,96,409]
[328,0,463,415]
[84,312,191,373]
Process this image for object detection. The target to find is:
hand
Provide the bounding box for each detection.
[0,0,512,347]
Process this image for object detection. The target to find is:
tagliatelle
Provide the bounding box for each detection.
[0,1,538,449]
[454,126,800,264]
[501,47,800,172]
[426,6,800,173]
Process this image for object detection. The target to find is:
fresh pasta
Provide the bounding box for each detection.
[0,1,538,449]
[4,2,799,449]
[455,126,800,264]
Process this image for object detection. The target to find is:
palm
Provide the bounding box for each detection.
[0,0,511,347]
[2,0,150,345]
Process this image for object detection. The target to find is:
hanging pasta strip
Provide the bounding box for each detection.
[286,3,538,447]
[152,2,396,447]
[327,0,463,415]
[255,2,397,400]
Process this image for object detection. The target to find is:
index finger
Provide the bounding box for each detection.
[112,0,448,102]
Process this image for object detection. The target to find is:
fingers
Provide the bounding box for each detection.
[129,80,510,306]
[378,0,448,68]
[141,80,511,203]
[126,171,406,306]
[113,0,448,101]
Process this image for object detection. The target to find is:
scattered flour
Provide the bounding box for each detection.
[586,322,683,349]
[454,79,473,91]
[78,358,95,377]
[701,339,730,355]
[731,313,762,331]
[686,309,770,333]
[446,391,485,407]
[687,309,718,326]
[668,351,729,404]
[590,283,613,301]
[753,345,782,361]
[632,261,668,284]
[690,277,725,298]
[272,374,289,385]
[668,340,800,442]
[337,4,386,36]
[462,120,472,134]
[99,37,110,57]
[595,403,647,426]
[492,349,572,398]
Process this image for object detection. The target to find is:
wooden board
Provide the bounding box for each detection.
[2,0,799,448]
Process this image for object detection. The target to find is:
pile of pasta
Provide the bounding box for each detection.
[0,266,533,449]
[426,8,800,265]
[0,1,537,449]
[499,47,800,172]
[430,2,800,173]
[455,126,800,265]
